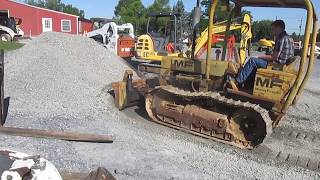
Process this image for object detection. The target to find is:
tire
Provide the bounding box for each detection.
[0,33,12,42]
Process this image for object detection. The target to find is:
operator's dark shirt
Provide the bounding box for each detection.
[274,31,294,64]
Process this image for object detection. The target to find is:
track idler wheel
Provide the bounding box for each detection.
[229,109,267,146]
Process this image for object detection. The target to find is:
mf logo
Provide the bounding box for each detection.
[172,59,193,68]
[256,77,283,88]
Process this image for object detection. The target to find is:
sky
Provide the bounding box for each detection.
[35,0,320,34]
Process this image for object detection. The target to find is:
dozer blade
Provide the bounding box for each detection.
[112,70,146,110]
[145,86,273,149]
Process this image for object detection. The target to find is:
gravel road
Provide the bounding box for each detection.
[0,32,320,179]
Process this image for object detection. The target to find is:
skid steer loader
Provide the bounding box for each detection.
[85,22,135,58]
[0,10,24,42]
[112,0,318,149]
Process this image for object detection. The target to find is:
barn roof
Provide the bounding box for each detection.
[79,18,91,23]
[9,0,79,18]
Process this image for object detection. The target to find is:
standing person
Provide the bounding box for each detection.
[229,20,294,90]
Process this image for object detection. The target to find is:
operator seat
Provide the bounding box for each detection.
[267,56,301,74]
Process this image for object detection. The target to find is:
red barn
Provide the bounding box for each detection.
[0,0,80,36]
[79,18,93,34]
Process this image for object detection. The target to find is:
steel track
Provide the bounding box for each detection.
[145,85,273,149]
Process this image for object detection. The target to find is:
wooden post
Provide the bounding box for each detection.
[0,49,4,125]
[0,126,113,143]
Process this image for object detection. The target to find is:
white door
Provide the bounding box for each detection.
[42,18,52,32]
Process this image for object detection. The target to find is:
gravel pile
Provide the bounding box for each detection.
[1,32,134,170]
[0,32,319,179]
[5,32,132,120]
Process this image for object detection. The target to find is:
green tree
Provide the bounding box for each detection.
[37,0,45,7]
[200,0,231,21]
[252,20,273,41]
[173,0,184,15]
[114,0,146,34]
[25,0,37,6]
[45,0,62,11]
[291,32,299,41]
[25,0,45,7]
[25,0,85,17]
[62,4,84,18]
[145,0,172,36]
[198,0,250,32]
[173,0,192,39]
[147,0,171,13]
[79,10,85,18]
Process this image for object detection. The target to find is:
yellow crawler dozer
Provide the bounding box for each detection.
[112,0,318,149]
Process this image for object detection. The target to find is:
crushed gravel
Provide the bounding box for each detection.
[0,32,319,179]
[281,59,320,133]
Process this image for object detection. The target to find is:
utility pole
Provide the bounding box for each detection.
[191,0,201,59]
[298,17,303,41]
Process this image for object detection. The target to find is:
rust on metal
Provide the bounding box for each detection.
[138,63,161,74]
[0,127,113,143]
[61,167,116,180]
[111,70,146,110]
[145,85,272,149]
[227,88,278,104]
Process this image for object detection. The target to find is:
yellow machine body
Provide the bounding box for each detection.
[135,34,180,61]
[194,14,252,64]
[253,69,296,102]
[161,56,239,77]
[258,38,275,48]
[135,14,252,63]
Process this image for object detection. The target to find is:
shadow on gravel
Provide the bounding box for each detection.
[107,88,115,97]
[133,101,150,120]
[304,89,320,96]
[106,85,149,121]
[2,97,10,125]
[125,58,140,70]
[287,114,310,122]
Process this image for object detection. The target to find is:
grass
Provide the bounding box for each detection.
[0,41,24,51]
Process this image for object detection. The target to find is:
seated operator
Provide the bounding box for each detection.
[229,20,294,90]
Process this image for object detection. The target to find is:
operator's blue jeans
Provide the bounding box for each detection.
[236,57,268,84]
